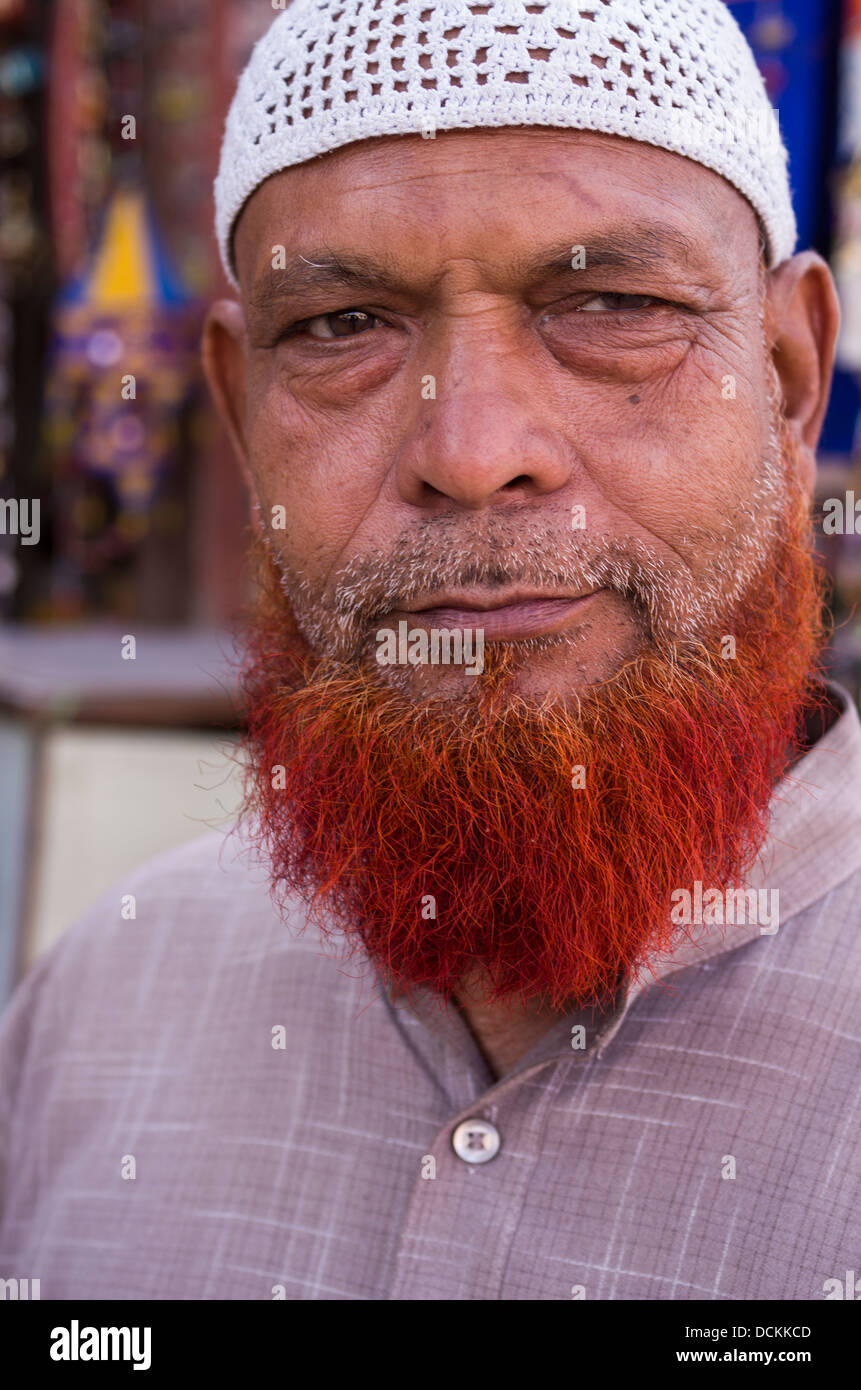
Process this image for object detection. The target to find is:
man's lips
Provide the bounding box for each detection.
[393,590,605,641]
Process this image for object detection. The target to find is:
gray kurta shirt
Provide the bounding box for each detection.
[1,682,860,1301]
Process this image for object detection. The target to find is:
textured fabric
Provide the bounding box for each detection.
[0,682,859,1301]
[214,0,797,288]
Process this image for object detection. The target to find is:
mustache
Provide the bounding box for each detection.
[264,453,795,661]
[317,529,678,633]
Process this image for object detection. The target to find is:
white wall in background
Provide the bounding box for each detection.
[24,727,245,969]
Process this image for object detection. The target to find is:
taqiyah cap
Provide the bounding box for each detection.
[214,0,796,289]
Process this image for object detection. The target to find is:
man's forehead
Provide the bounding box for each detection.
[235,128,761,298]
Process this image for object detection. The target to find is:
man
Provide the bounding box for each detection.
[0,0,858,1301]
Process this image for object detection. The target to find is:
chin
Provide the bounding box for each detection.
[372,625,644,704]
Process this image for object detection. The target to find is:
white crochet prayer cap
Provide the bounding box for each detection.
[214,0,796,289]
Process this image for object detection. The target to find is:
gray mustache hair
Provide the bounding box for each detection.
[330,531,667,629]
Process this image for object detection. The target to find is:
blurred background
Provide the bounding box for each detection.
[2,0,861,1003]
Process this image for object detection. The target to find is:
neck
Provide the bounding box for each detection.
[454,966,616,1079]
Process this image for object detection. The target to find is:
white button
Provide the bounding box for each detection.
[451,1118,501,1164]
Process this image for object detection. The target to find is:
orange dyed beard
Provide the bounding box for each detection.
[237,455,829,1012]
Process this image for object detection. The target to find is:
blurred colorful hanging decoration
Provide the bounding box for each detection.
[833,0,861,379]
[745,0,795,101]
[42,182,199,579]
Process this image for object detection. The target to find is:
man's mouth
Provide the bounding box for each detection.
[395,589,606,641]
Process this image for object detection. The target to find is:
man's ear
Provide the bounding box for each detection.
[764,251,841,492]
[201,299,253,486]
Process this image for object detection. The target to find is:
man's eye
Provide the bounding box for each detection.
[302,309,380,340]
[575,293,660,312]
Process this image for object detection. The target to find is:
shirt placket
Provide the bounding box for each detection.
[383,991,628,1299]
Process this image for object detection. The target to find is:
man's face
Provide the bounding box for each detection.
[204,126,836,1010]
[229,127,788,698]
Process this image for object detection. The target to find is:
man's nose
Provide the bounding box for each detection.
[392,330,575,511]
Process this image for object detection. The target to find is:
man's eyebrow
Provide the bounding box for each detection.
[248,252,410,312]
[518,224,701,278]
[247,223,703,311]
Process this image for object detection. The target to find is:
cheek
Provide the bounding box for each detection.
[245,374,397,582]
[587,347,772,555]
